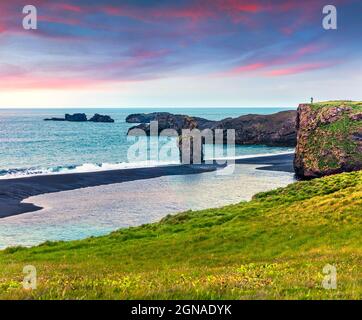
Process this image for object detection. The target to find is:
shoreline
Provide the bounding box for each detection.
[0,153,294,219]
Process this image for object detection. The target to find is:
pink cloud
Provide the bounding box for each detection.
[0,74,115,91]
[0,46,172,90]
[0,22,6,33]
[102,6,128,17]
[265,62,331,76]
[38,15,81,26]
[219,0,264,13]
[100,1,270,24]
[221,62,266,76]
[152,8,214,21]
[219,41,328,77]
[102,4,214,22]
[51,3,83,13]
[271,42,327,65]
[132,49,171,60]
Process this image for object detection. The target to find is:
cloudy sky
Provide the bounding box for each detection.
[0,0,361,108]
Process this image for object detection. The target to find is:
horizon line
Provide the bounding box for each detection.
[0,105,300,109]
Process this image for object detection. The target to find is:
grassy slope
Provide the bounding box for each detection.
[0,170,361,300]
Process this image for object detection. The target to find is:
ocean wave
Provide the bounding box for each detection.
[0,151,294,180]
[0,160,181,180]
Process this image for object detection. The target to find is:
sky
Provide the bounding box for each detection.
[0,0,361,108]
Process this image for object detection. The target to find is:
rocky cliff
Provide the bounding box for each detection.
[294,101,362,178]
[127,110,297,147]
[214,111,297,146]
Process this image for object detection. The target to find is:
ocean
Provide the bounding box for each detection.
[0,108,295,179]
[0,107,296,248]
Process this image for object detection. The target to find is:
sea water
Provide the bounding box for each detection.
[0,108,295,178]
[0,107,296,248]
[0,164,295,248]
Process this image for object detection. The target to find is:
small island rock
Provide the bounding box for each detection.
[65,113,88,122]
[89,114,115,123]
[44,113,114,123]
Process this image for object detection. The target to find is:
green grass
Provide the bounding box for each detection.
[303,101,362,171]
[1,171,361,300]
[309,100,362,110]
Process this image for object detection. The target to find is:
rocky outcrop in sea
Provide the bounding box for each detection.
[44,113,114,123]
[65,113,88,122]
[89,114,115,123]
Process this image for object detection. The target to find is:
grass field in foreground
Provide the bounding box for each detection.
[0,170,361,300]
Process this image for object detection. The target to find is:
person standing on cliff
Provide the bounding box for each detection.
[311,97,314,104]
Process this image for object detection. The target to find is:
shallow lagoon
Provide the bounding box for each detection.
[0,163,295,249]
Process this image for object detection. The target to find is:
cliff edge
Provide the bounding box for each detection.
[294,101,362,178]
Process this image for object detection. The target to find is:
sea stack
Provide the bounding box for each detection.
[44,113,114,123]
[65,113,88,122]
[177,117,205,164]
[89,114,115,123]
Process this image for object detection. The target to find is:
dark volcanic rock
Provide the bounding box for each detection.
[127,110,297,147]
[44,113,114,123]
[65,113,88,122]
[44,113,87,122]
[294,102,362,179]
[89,114,114,123]
[178,134,205,164]
[177,117,205,164]
[126,112,172,123]
[215,111,297,146]
[127,112,213,132]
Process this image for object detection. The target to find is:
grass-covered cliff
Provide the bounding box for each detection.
[1,170,361,300]
[294,101,362,178]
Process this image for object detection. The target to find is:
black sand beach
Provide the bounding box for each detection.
[235,153,294,172]
[0,153,294,218]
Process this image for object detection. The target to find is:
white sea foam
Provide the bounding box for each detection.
[0,160,180,180]
[0,151,294,180]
